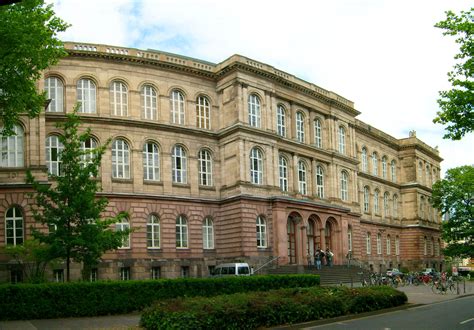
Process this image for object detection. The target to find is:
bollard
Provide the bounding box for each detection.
[463,279,466,293]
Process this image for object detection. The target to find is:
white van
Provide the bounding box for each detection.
[212,263,252,276]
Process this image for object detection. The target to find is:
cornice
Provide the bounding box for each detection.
[358,172,401,189]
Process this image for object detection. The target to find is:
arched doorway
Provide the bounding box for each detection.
[287,213,300,264]
[307,215,321,256]
[325,221,332,250]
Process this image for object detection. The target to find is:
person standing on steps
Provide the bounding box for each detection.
[314,249,322,270]
[326,247,333,267]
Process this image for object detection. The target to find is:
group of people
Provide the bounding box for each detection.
[307,247,334,270]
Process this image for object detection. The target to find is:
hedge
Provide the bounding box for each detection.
[140,286,407,330]
[0,274,319,320]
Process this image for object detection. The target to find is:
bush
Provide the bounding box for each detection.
[0,274,319,320]
[140,286,407,330]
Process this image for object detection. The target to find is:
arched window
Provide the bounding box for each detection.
[196,96,210,129]
[382,156,387,179]
[176,215,188,248]
[77,78,96,113]
[248,94,261,128]
[366,232,371,254]
[384,192,390,217]
[143,142,160,181]
[198,149,213,186]
[418,161,423,183]
[298,160,307,195]
[361,147,368,172]
[112,139,130,179]
[1,125,24,167]
[46,135,63,176]
[341,171,349,201]
[296,111,305,143]
[250,148,263,185]
[172,145,187,184]
[372,152,378,176]
[377,233,382,254]
[426,165,431,187]
[80,137,98,175]
[386,234,391,255]
[276,104,286,137]
[110,81,128,116]
[338,126,346,154]
[170,90,185,124]
[395,236,400,255]
[314,118,322,148]
[316,165,324,198]
[393,195,398,218]
[44,77,64,112]
[431,237,435,256]
[147,214,160,248]
[423,236,427,255]
[5,207,23,245]
[279,156,288,192]
[348,225,353,252]
[116,217,130,248]
[141,85,157,120]
[374,189,380,214]
[391,160,397,182]
[432,169,437,185]
[420,196,425,219]
[202,217,214,249]
[363,186,370,213]
[256,216,267,248]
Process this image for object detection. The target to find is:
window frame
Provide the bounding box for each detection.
[5,206,24,246]
[276,104,286,137]
[176,215,188,248]
[314,118,322,148]
[141,84,157,120]
[372,152,378,176]
[172,145,187,184]
[316,165,324,198]
[198,149,213,186]
[1,125,24,168]
[338,126,346,154]
[196,95,211,129]
[366,232,371,255]
[110,80,128,116]
[256,215,267,248]
[297,160,307,195]
[340,171,349,201]
[147,214,160,249]
[250,148,263,185]
[116,217,130,249]
[46,135,63,176]
[143,142,160,181]
[170,90,185,125]
[248,94,261,128]
[363,186,370,213]
[202,217,214,249]
[44,76,64,112]
[296,111,305,143]
[77,78,96,113]
[112,139,130,179]
[279,155,288,192]
[361,147,368,172]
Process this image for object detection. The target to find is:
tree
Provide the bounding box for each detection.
[433,8,474,140]
[0,0,69,135]
[2,239,54,283]
[26,108,130,281]
[430,165,474,258]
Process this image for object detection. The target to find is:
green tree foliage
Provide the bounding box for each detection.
[433,8,474,140]
[0,0,69,135]
[26,108,130,281]
[1,239,53,283]
[431,165,474,258]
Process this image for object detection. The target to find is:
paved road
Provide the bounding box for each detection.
[304,296,474,330]
[0,281,472,330]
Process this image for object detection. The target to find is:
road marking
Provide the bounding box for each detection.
[460,318,474,325]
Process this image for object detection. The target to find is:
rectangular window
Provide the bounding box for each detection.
[151,267,161,279]
[181,266,190,278]
[120,267,130,281]
[54,269,64,283]
[90,268,98,282]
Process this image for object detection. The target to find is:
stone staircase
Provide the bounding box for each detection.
[267,264,368,286]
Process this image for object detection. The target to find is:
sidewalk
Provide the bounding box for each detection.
[0,281,472,330]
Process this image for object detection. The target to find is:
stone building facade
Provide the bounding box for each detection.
[0,42,443,282]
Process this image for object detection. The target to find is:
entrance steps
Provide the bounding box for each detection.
[267,264,368,285]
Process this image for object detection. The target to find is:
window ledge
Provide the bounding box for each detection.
[112,178,133,184]
[144,180,163,186]
[172,183,190,188]
[199,185,216,191]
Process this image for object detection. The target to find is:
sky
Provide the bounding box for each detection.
[48,0,473,175]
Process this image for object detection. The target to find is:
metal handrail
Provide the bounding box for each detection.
[253,256,280,274]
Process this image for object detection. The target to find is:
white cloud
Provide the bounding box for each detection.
[48,0,473,174]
